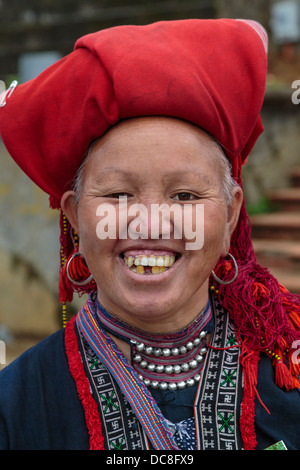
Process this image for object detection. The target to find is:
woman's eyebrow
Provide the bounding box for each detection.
[162,168,213,185]
[95,167,133,184]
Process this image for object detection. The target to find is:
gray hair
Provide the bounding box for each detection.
[211,140,240,206]
[73,146,91,205]
[73,137,239,207]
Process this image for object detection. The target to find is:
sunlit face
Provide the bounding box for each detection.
[62,117,242,332]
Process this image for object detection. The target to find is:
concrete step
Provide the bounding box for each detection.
[253,239,300,270]
[250,212,300,240]
[269,187,300,211]
[265,267,300,295]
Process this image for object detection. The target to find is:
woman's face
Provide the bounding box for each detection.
[62,117,242,332]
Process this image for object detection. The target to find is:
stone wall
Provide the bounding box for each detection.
[243,88,300,206]
[0,141,61,337]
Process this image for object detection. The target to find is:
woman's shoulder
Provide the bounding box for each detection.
[0,324,90,449]
[0,328,66,393]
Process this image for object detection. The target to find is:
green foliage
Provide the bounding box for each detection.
[246,197,272,215]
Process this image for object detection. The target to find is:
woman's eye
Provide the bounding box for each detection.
[173,192,198,201]
[106,192,131,199]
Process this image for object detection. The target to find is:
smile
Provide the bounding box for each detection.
[121,253,179,275]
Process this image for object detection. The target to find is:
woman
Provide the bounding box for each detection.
[0,18,300,451]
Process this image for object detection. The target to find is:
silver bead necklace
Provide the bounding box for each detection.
[95,299,212,391]
[131,329,208,390]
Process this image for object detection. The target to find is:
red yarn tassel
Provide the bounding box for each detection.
[58,268,74,303]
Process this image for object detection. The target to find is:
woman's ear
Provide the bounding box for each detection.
[221,186,244,256]
[60,190,80,234]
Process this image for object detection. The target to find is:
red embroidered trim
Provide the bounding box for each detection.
[239,349,260,450]
[65,316,105,450]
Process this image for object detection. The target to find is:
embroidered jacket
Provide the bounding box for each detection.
[0,302,300,450]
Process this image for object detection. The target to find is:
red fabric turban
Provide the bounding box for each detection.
[0,18,268,203]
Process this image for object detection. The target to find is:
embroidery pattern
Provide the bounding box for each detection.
[78,334,148,450]
[195,298,243,450]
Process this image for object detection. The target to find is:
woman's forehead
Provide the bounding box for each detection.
[94,116,216,149]
[85,117,223,178]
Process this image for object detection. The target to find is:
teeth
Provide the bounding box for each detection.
[140,256,148,266]
[148,255,156,266]
[127,256,134,267]
[151,266,161,274]
[125,254,176,268]
[156,256,164,267]
[164,255,170,267]
[123,253,178,274]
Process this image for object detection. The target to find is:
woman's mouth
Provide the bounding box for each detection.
[120,251,180,275]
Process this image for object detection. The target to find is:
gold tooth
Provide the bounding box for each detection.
[136,265,145,274]
[151,266,160,274]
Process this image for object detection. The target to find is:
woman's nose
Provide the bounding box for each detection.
[127,202,177,240]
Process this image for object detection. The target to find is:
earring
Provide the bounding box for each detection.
[211,252,238,285]
[66,251,94,286]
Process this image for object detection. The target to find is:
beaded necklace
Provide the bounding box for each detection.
[94,298,214,391]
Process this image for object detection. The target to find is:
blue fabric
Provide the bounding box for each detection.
[150,384,197,422]
[0,329,89,450]
[255,355,300,450]
[150,384,198,450]
[166,417,197,450]
[1,328,300,449]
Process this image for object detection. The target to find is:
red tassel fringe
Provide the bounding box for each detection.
[239,347,260,450]
[65,316,105,450]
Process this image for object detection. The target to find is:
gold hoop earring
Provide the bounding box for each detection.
[211,252,238,285]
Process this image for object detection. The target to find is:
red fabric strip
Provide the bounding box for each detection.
[64,316,105,450]
[239,349,260,450]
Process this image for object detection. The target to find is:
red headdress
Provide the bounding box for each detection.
[1,19,300,448]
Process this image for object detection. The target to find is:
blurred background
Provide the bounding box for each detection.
[0,0,299,367]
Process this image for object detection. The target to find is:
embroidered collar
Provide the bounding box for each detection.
[94,297,214,391]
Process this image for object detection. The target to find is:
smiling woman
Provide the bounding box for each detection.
[61,117,242,331]
[0,18,300,451]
